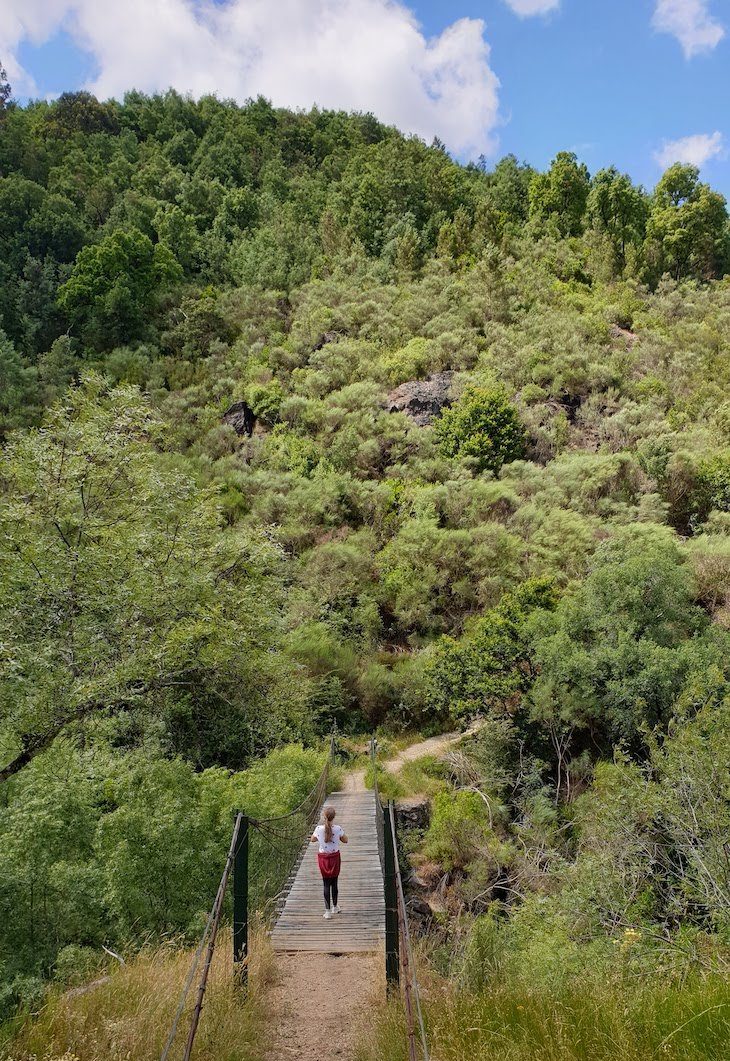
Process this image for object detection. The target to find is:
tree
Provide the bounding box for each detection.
[645,164,729,281]
[57,227,182,349]
[427,579,557,722]
[484,154,535,225]
[435,386,526,473]
[528,528,726,760]
[0,60,11,116]
[587,167,649,273]
[47,91,118,137]
[0,330,40,436]
[0,376,292,782]
[529,152,591,236]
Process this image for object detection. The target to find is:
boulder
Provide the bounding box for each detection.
[313,330,340,351]
[406,895,435,929]
[396,798,431,832]
[609,323,638,347]
[387,372,454,427]
[222,400,256,438]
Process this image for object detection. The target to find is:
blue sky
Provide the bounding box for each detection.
[3,0,729,195]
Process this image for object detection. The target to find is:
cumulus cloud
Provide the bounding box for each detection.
[653,0,725,58]
[0,0,501,157]
[654,130,725,169]
[502,0,560,15]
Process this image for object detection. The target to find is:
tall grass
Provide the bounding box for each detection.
[0,929,273,1061]
[365,760,405,800]
[357,974,730,1061]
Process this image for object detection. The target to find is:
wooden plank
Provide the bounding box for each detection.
[270,789,385,954]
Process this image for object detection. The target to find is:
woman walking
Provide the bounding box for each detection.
[311,805,348,919]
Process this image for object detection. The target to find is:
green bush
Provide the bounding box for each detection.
[423,790,492,871]
[434,386,526,473]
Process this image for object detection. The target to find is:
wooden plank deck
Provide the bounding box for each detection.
[270,790,385,953]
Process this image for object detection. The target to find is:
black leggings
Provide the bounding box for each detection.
[323,877,339,909]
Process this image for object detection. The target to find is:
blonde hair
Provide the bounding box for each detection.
[323,805,336,844]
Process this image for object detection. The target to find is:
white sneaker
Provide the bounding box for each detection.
[333,905,341,914]
[323,910,332,920]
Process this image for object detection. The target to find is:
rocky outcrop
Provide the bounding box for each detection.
[312,330,339,351]
[387,372,454,427]
[222,400,256,437]
[609,323,638,347]
[395,798,431,832]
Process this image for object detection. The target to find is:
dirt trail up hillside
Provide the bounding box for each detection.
[343,728,467,794]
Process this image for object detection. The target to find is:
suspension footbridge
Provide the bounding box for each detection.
[162,736,429,1061]
[271,789,385,952]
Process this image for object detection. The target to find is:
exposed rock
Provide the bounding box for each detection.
[609,323,638,347]
[406,895,435,929]
[387,372,454,427]
[313,330,340,351]
[396,798,431,832]
[222,400,256,437]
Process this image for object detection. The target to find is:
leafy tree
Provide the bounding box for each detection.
[46,91,118,137]
[587,167,649,273]
[57,227,182,349]
[529,152,591,236]
[483,154,535,226]
[0,59,11,115]
[0,376,291,781]
[651,696,730,930]
[435,386,526,473]
[0,330,40,436]
[645,164,729,281]
[426,578,557,722]
[528,528,722,759]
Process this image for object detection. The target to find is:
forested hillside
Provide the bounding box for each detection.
[1,79,730,1051]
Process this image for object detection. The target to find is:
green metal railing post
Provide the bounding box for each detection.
[383,798,399,988]
[233,814,249,984]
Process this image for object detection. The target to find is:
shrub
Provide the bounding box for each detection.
[423,790,492,871]
[435,386,526,473]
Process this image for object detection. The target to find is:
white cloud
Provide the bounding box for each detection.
[0,0,501,158]
[502,0,560,15]
[654,130,725,169]
[653,0,725,58]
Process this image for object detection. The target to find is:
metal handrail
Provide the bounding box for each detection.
[370,735,430,1061]
[388,802,430,1061]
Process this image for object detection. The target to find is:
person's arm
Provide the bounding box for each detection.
[341,832,349,843]
[310,833,318,843]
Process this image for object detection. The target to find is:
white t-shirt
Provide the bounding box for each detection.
[313,823,343,853]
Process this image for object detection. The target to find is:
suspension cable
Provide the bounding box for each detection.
[388,802,430,1061]
[160,813,242,1061]
[370,735,430,1061]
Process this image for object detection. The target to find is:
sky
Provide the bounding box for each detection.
[2,0,729,195]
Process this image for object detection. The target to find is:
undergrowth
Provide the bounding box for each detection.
[0,929,273,1061]
[357,973,730,1061]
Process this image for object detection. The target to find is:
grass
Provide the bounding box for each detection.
[365,760,406,800]
[0,929,274,1061]
[397,754,449,799]
[364,753,449,803]
[355,972,730,1061]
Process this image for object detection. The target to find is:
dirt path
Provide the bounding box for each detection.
[343,766,366,792]
[343,729,471,794]
[263,730,472,1058]
[381,730,463,776]
[264,952,380,1061]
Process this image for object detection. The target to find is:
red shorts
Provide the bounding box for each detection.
[318,851,341,880]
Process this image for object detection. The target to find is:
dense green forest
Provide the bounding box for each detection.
[1,70,730,1055]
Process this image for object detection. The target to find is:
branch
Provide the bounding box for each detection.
[0,678,193,782]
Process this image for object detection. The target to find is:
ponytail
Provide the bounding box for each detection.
[323,806,335,844]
